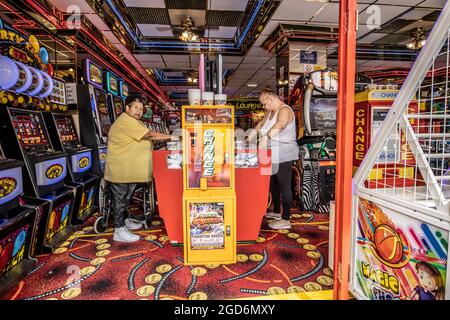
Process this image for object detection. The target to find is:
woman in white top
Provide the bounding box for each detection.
[251,88,299,230]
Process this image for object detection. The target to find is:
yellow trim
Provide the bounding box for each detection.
[235,290,334,300]
[355,89,417,104]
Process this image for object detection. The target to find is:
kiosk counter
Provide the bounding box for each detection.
[153,149,271,243]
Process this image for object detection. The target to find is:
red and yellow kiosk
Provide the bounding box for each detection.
[181,105,236,265]
[152,108,272,256]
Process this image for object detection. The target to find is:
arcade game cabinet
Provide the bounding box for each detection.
[353,85,420,188]
[0,146,37,297]
[104,71,123,122]
[0,108,76,254]
[296,70,337,213]
[0,22,76,255]
[43,78,99,225]
[76,59,111,178]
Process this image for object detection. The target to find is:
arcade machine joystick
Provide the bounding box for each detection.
[0,146,37,297]
[43,78,99,225]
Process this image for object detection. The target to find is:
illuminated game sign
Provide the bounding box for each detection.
[0,225,30,277]
[84,59,103,89]
[0,177,16,198]
[72,151,92,173]
[46,164,63,179]
[79,157,89,168]
[354,197,448,300]
[35,157,67,186]
[0,166,23,206]
[105,71,119,96]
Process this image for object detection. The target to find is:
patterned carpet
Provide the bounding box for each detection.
[3,209,333,300]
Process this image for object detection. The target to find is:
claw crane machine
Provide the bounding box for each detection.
[350,2,450,300]
[182,105,236,265]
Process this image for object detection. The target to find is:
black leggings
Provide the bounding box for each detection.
[270,161,294,220]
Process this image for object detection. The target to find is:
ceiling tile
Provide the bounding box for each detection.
[162,54,190,63]
[209,0,248,11]
[207,27,238,39]
[134,54,164,62]
[242,56,271,64]
[271,0,324,21]
[123,0,165,7]
[137,24,174,37]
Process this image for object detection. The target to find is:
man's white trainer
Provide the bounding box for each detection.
[113,227,140,242]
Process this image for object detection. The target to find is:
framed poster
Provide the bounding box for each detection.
[189,202,225,250]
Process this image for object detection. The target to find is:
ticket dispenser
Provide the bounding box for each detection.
[182,105,236,265]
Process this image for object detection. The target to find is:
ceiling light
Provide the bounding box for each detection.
[406,27,427,50]
[247,83,258,87]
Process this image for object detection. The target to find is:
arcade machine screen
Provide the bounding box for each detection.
[53,115,80,148]
[95,90,112,138]
[10,110,51,152]
[309,97,337,134]
[372,107,400,163]
[88,62,103,87]
[113,96,124,119]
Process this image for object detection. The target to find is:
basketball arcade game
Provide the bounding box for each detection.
[182,105,236,265]
[351,4,450,300]
[0,146,37,296]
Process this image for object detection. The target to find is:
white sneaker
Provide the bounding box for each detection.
[268,219,291,230]
[113,227,140,242]
[264,212,282,220]
[125,218,143,230]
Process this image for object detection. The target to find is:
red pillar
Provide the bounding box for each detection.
[333,0,357,300]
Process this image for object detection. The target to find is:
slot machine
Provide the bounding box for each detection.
[118,80,129,116]
[0,146,38,296]
[42,78,99,225]
[77,59,111,178]
[0,108,76,255]
[104,71,123,122]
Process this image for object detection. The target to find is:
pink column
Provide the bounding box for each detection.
[199,54,205,92]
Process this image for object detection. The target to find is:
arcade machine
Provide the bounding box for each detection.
[0,108,76,254]
[353,85,420,188]
[350,6,450,300]
[295,70,338,213]
[117,79,129,118]
[77,59,111,179]
[0,146,37,296]
[0,21,76,255]
[43,78,99,225]
[104,70,123,122]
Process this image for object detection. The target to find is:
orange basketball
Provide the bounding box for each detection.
[374,225,403,264]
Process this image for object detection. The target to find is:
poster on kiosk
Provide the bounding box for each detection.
[182,105,236,265]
